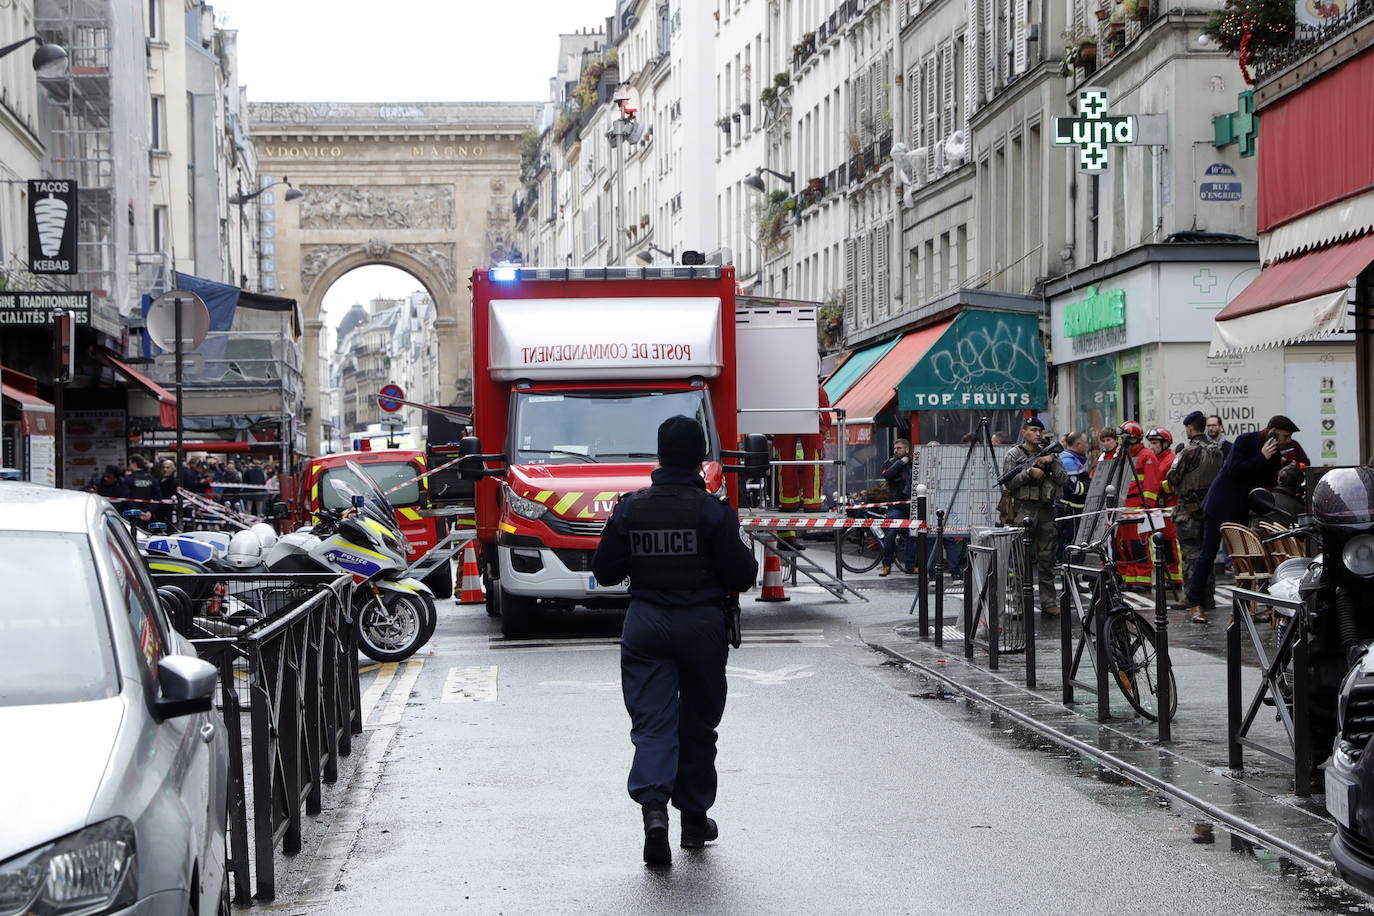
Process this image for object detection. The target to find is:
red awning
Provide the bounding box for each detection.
[1,383,55,436]
[834,321,953,426]
[1210,234,1374,353]
[96,351,177,427]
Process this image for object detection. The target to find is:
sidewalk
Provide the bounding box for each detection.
[860,582,1340,873]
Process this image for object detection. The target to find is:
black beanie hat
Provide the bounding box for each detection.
[657,416,708,468]
[1182,410,1206,428]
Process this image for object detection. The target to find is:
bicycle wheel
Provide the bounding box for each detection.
[838,526,883,573]
[1105,610,1177,722]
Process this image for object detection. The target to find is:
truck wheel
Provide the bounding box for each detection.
[499,586,535,638]
[422,563,453,600]
[483,571,499,617]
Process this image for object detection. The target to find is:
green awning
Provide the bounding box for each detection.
[822,337,900,403]
[895,309,1048,411]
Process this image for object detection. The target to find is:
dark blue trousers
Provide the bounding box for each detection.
[620,599,729,813]
[1186,514,1226,607]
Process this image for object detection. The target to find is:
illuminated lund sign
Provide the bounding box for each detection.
[1053,88,1137,173]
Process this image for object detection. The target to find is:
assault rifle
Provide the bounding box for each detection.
[996,441,1065,487]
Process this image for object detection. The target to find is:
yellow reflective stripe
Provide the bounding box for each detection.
[397,507,423,520]
[1142,490,1158,501]
[310,483,319,504]
[149,562,194,574]
[533,490,554,503]
[498,522,517,534]
[594,491,617,502]
[553,492,581,515]
[457,519,477,528]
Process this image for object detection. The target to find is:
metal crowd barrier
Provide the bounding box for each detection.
[1226,586,1313,796]
[156,572,360,903]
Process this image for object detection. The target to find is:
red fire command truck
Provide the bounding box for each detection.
[461,264,773,637]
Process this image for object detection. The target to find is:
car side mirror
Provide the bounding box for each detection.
[155,654,218,719]
[458,436,506,480]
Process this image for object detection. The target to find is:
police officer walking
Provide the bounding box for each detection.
[1001,417,1068,616]
[591,416,759,868]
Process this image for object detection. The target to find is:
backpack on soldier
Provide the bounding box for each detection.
[1177,439,1223,503]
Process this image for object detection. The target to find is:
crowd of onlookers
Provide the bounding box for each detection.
[85,454,279,522]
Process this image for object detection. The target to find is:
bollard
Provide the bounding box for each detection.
[1293,617,1313,796]
[1094,577,1111,721]
[1152,532,1172,742]
[1227,592,1243,769]
[1021,518,1037,689]
[1060,566,1074,706]
[988,544,1000,671]
[916,485,929,636]
[963,552,975,661]
[933,510,945,648]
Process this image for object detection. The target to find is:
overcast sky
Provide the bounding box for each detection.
[212,0,612,325]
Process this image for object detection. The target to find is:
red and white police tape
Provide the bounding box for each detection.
[739,516,927,530]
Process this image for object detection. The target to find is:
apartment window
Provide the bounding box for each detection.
[153,205,168,253]
[147,0,162,41]
[150,95,165,150]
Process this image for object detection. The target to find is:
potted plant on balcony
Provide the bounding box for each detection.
[808,176,825,191]
[774,72,791,89]
[1074,34,1098,67]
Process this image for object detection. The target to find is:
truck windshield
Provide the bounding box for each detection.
[320,462,420,508]
[511,389,716,465]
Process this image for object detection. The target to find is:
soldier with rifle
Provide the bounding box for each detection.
[1001,417,1068,617]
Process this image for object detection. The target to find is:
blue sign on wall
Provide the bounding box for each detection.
[1200,163,1243,201]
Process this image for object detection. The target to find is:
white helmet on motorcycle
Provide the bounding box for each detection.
[225,529,264,569]
[250,521,278,551]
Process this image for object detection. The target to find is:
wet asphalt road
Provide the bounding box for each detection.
[266,574,1366,915]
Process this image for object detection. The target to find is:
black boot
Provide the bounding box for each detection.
[642,805,670,867]
[680,810,719,849]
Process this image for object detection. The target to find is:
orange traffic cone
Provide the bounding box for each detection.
[458,540,485,604]
[756,548,790,602]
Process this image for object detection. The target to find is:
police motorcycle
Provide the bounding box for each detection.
[264,460,436,662]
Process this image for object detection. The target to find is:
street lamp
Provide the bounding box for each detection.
[228,177,304,289]
[743,168,795,193]
[0,35,68,76]
[635,244,673,265]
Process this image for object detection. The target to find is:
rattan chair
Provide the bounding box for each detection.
[1220,522,1275,624]
[1252,520,1307,565]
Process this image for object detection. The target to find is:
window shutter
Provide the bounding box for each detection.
[1013,0,1029,75]
[844,237,858,327]
[856,69,869,142]
[941,41,956,142]
[858,231,873,323]
[908,64,921,147]
[875,224,890,320]
[925,56,938,179]
[984,0,998,97]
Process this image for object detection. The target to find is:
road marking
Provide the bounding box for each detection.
[358,662,398,724]
[377,659,425,726]
[725,664,815,685]
[441,629,830,655]
[538,679,621,691]
[443,665,498,703]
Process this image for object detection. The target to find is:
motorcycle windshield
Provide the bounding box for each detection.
[1311,467,1374,525]
[346,460,404,533]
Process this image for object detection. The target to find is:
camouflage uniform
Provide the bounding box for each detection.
[1167,434,1222,608]
[1002,443,1068,613]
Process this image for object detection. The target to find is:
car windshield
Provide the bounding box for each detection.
[510,389,716,465]
[0,532,117,707]
[320,461,419,509]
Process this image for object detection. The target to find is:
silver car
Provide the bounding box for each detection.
[0,485,229,915]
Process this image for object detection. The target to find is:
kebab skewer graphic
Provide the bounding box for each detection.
[34,192,68,257]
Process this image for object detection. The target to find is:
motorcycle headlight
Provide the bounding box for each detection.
[0,817,137,915]
[504,487,547,522]
[1342,535,1374,577]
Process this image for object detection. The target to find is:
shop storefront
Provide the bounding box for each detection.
[1209,46,1374,462]
[1,368,56,484]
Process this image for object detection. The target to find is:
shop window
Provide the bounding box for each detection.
[1121,372,1140,423]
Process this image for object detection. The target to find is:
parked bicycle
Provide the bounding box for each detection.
[1066,510,1177,722]
[838,505,887,574]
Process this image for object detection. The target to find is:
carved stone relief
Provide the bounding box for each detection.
[395,243,457,292]
[299,185,455,230]
[299,243,356,293]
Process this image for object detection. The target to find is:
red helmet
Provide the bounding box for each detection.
[1120,420,1145,440]
[1145,426,1173,445]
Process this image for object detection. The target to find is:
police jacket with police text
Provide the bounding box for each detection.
[591,467,759,607]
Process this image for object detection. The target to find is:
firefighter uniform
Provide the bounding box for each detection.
[1001,418,1068,615]
[772,385,832,511]
[591,416,758,866]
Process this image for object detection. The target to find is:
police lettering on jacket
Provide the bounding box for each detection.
[630,528,699,556]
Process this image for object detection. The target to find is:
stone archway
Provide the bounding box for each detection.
[248,102,540,453]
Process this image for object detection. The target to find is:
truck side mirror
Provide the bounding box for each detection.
[458,436,498,480]
[271,501,290,520]
[742,433,771,480]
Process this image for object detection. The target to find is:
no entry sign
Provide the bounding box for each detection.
[377,384,405,413]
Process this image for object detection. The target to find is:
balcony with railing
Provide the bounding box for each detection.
[144,330,304,409]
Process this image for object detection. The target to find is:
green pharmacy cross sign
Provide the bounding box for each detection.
[1053,88,1137,173]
